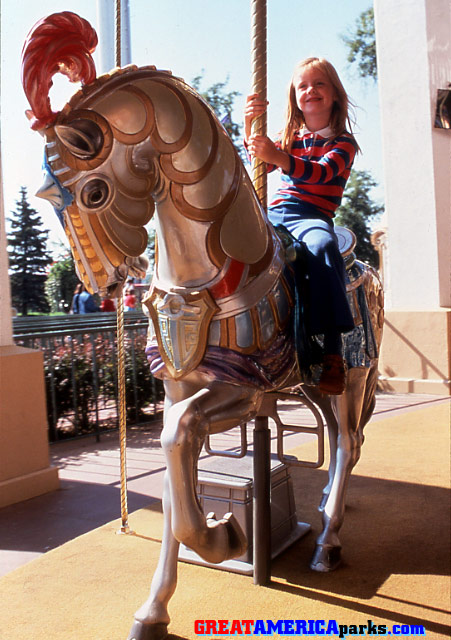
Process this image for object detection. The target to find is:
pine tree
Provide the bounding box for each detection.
[7,187,52,315]
[335,170,383,268]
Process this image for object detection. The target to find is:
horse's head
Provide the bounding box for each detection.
[22,12,273,296]
[22,11,155,295]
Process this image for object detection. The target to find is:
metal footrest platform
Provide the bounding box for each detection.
[178,452,310,574]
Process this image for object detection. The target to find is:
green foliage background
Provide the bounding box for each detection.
[335,170,383,268]
[45,252,80,313]
[341,7,377,81]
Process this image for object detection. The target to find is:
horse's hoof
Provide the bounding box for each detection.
[127,620,168,640]
[201,512,247,563]
[310,544,341,572]
[222,512,248,560]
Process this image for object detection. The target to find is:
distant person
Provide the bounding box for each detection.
[100,297,116,312]
[124,288,136,312]
[71,284,99,314]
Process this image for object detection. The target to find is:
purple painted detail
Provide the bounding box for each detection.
[145,331,295,390]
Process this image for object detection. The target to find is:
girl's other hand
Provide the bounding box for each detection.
[247,134,290,172]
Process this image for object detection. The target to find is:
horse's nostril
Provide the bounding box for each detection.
[81,179,110,209]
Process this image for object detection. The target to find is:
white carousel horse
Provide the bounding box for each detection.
[22,12,384,640]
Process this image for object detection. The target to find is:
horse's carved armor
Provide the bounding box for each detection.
[22,12,384,640]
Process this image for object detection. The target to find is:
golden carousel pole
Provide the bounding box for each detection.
[250,0,271,586]
[250,0,267,210]
[115,0,131,536]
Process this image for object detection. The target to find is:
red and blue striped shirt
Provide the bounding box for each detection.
[268,126,358,219]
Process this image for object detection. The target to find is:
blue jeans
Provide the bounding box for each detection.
[269,205,354,351]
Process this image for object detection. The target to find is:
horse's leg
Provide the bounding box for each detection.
[128,382,207,640]
[357,361,379,443]
[319,405,338,511]
[129,378,261,640]
[302,387,339,512]
[128,474,178,639]
[162,377,263,564]
[310,366,369,572]
[128,472,178,640]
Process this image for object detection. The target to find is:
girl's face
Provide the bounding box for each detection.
[294,66,336,128]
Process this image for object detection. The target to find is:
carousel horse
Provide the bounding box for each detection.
[22,12,384,640]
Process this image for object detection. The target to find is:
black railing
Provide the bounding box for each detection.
[13,312,164,442]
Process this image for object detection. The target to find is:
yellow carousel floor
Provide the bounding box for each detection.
[0,395,449,640]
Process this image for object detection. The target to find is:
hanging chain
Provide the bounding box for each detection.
[115,0,131,535]
[251,0,267,211]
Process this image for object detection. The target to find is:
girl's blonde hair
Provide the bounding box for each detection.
[280,57,359,152]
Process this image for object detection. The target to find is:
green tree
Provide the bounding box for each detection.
[191,73,243,153]
[45,251,79,313]
[8,187,52,315]
[335,170,383,268]
[342,7,377,81]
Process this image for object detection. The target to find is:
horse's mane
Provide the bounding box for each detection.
[21,11,97,130]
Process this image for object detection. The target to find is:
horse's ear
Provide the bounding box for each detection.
[55,118,103,160]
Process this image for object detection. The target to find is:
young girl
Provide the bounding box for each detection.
[244,57,358,395]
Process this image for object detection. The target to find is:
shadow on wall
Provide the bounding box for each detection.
[381,317,449,381]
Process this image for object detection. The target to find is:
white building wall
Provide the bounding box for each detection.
[374,0,451,310]
[427,1,451,308]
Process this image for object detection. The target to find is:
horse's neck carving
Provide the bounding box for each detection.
[152,199,218,288]
[144,75,271,291]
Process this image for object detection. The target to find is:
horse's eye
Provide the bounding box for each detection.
[81,179,110,209]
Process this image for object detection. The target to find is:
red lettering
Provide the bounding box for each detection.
[230,620,242,634]
[241,620,255,634]
[205,620,217,634]
[218,620,229,634]
[194,620,204,634]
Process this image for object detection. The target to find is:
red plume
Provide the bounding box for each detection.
[21,12,98,130]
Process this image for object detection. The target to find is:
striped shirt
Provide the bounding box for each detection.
[268,126,358,219]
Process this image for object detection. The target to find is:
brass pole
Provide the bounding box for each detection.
[251,0,271,586]
[115,0,122,68]
[115,0,131,535]
[251,0,267,211]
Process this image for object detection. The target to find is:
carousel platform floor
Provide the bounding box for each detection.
[0,393,449,639]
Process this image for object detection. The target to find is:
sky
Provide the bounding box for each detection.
[1,0,383,253]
